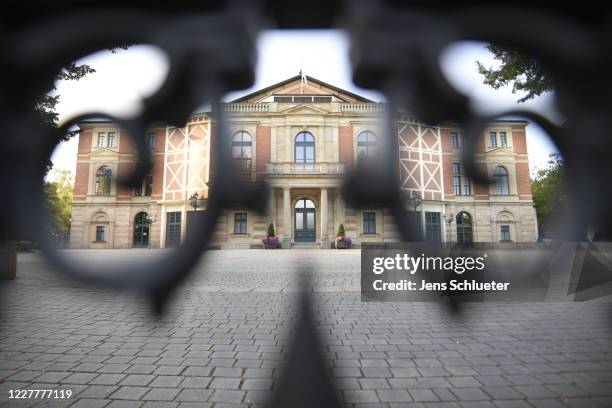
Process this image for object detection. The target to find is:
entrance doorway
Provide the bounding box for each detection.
[295,198,316,242]
[133,212,149,248]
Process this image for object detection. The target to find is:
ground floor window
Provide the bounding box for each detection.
[95,225,105,242]
[363,211,376,234]
[500,224,511,241]
[165,212,182,247]
[456,211,473,244]
[234,212,247,234]
[425,212,441,242]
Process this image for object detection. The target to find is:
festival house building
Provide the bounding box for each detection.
[68,75,538,249]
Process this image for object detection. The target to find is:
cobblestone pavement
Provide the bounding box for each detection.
[1,249,612,408]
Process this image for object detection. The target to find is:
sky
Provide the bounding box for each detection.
[49,30,560,180]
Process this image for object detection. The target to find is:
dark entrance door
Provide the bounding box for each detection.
[133,212,149,248]
[295,198,316,242]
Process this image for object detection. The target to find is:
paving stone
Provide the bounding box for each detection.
[344,390,380,404]
[111,386,150,400]
[142,387,181,401]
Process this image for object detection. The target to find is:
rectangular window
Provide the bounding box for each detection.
[425,212,441,242]
[489,132,497,148]
[95,226,105,242]
[147,133,156,151]
[165,212,182,247]
[144,174,153,196]
[499,131,508,147]
[107,132,115,147]
[463,176,471,195]
[452,162,471,196]
[451,132,459,148]
[234,212,247,234]
[363,212,376,234]
[453,175,462,195]
[500,225,511,241]
[97,133,105,147]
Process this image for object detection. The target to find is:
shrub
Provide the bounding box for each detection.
[336,223,345,237]
[267,223,276,237]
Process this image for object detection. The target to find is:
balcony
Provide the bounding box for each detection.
[266,162,345,175]
[224,103,269,112]
[222,102,386,113]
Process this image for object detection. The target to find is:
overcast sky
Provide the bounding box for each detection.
[49,30,560,179]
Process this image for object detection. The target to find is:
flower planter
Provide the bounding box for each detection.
[262,236,281,249]
[335,237,352,249]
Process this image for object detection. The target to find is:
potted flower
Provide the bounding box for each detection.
[262,223,281,249]
[335,224,352,249]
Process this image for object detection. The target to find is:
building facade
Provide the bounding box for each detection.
[69,75,537,249]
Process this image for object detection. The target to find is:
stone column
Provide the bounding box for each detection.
[320,188,330,249]
[282,187,291,248]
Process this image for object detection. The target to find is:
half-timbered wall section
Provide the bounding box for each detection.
[163,115,211,202]
[397,115,444,201]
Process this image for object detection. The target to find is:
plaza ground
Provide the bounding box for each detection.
[0,249,611,407]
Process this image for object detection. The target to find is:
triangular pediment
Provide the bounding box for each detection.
[487,147,514,156]
[230,74,375,104]
[280,104,329,115]
[91,148,119,157]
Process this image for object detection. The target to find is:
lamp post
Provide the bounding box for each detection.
[144,214,157,250]
[445,213,454,248]
[407,192,423,238]
[189,192,206,212]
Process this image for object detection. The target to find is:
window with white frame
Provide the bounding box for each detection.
[97,132,105,147]
[452,163,471,195]
[493,166,510,195]
[107,132,115,147]
[489,131,497,148]
[499,131,508,147]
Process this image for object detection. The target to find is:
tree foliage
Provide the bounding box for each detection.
[531,153,566,239]
[43,169,74,246]
[477,45,553,103]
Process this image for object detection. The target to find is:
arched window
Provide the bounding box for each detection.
[133,212,149,248]
[95,166,112,196]
[294,132,315,163]
[357,131,377,160]
[456,211,473,244]
[231,131,252,171]
[493,166,509,195]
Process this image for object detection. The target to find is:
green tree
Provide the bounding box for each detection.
[44,169,74,245]
[337,223,345,237]
[40,47,128,143]
[531,153,565,238]
[477,45,553,102]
